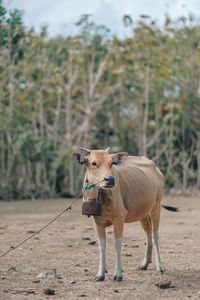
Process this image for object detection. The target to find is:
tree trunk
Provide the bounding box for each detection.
[197,140,200,190]
[181,144,194,195]
[141,59,150,156]
[38,89,44,137]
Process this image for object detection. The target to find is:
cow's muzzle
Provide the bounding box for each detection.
[103,176,115,188]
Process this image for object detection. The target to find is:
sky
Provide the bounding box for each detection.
[4,0,200,38]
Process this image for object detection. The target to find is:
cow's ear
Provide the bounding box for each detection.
[72,152,86,165]
[112,152,128,165]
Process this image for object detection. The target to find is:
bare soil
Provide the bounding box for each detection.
[0,196,200,299]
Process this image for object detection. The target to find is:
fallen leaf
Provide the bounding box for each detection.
[57,279,63,283]
[69,280,76,284]
[7,267,17,273]
[88,241,96,245]
[155,280,171,289]
[74,263,80,267]
[167,250,174,253]
[43,288,55,295]
[123,252,132,256]
[32,279,40,283]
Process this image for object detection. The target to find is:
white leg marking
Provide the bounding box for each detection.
[114,238,122,278]
[97,238,106,277]
[154,232,164,273]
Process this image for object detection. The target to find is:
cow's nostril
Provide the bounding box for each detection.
[104,176,115,186]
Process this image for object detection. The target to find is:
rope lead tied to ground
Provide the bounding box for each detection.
[0,179,105,258]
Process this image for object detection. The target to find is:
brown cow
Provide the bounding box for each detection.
[73,148,174,282]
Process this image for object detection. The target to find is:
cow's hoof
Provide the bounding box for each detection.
[159,267,165,274]
[136,264,148,271]
[156,264,165,274]
[94,275,105,282]
[114,275,123,282]
[136,260,151,271]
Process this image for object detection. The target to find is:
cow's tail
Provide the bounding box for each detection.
[161,204,179,212]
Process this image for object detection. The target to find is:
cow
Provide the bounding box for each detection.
[72,147,176,282]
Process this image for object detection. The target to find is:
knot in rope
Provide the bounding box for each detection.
[85,184,95,191]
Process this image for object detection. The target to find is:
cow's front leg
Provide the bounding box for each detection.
[113,216,125,282]
[93,223,106,281]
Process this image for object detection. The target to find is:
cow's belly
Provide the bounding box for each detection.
[124,195,156,223]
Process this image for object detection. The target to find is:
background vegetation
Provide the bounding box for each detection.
[0,1,200,199]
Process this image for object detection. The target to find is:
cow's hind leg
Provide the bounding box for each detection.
[150,203,165,273]
[136,215,152,271]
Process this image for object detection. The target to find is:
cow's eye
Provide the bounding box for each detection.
[92,161,97,167]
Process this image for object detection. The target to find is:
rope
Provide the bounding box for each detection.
[0,180,104,258]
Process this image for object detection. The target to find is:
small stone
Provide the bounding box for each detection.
[123,252,132,256]
[32,280,40,283]
[22,269,28,273]
[7,267,17,273]
[82,237,90,240]
[155,280,171,289]
[74,263,80,267]
[69,280,76,284]
[43,288,55,295]
[114,290,119,293]
[88,241,96,245]
[167,250,174,253]
[132,245,139,248]
[37,269,57,279]
[57,279,63,283]
[84,269,88,272]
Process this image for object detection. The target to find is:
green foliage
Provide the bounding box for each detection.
[0,1,200,199]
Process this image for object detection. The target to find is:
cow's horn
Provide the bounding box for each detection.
[105,147,111,153]
[79,147,91,154]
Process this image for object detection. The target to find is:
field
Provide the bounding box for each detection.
[0,196,200,299]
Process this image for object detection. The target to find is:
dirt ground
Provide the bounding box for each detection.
[0,195,200,300]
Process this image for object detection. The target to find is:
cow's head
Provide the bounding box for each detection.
[72,148,128,190]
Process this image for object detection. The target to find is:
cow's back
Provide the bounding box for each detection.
[111,156,164,222]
